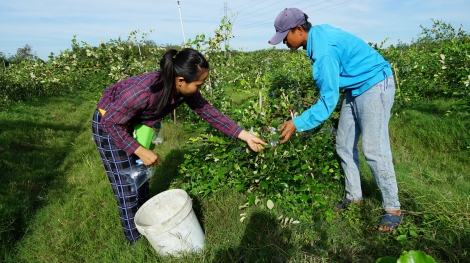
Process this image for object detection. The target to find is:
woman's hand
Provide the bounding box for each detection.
[134,146,161,166]
[238,130,268,152]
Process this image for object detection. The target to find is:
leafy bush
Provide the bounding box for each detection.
[172,17,342,222]
[0,31,171,108]
[380,19,470,111]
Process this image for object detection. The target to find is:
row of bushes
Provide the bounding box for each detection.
[380,20,470,110]
[1,21,469,110]
[0,31,172,109]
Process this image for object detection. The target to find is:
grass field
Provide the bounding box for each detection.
[1,90,469,262]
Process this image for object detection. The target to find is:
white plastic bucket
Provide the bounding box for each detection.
[134,189,205,256]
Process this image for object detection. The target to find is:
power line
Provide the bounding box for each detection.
[298,0,365,16]
[236,0,309,22]
[232,0,269,12]
[202,2,231,36]
[236,0,285,19]
[203,11,223,35]
[235,0,329,26]
[234,0,366,31]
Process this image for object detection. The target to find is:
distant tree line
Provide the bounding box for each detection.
[1,44,42,67]
[0,40,180,69]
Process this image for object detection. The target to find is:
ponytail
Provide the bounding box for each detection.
[152,48,209,115]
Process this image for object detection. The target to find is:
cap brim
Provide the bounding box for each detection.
[268,30,289,45]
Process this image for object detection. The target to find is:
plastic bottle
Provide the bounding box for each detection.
[152,122,164,145]
[122,159,155,192]
[269,126,279,148]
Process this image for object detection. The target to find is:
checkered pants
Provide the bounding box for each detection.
[91,109,149,242]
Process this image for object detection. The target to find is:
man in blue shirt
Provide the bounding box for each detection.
[269,8,402,232]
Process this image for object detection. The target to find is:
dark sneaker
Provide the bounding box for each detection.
[333,198,363,212]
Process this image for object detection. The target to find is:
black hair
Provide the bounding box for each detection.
[151,48,209,115]
[300,13,312,32]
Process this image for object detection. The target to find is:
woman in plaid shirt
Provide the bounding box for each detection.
[91,48,267,242]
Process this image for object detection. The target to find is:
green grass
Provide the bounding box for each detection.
[1,93,469,262]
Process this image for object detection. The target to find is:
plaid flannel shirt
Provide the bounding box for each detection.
[97,71,243,155]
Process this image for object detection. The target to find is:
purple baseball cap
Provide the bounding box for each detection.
[268,8,306,45]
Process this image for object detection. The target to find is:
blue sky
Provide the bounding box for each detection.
[1,0,470,61]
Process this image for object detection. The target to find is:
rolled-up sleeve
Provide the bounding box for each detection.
[186,91,243,139]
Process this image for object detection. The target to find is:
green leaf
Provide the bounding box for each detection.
[248,195,256,205]
[300,194,309,202]
[312,196,322,202]
[397,250,436,263]
[396,235,407,241]
[260,181,269,189]
[235,184,245,191]
[375,256,397,263]
[301,164,309,170]
[279,174,289,181]
[409,226,418,237]
[294,175,304,181]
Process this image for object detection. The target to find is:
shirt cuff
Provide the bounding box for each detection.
[123,140,141,156]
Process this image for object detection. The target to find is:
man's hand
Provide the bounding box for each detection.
[278,120,296,143]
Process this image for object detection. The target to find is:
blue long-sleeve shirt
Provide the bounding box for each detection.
[292,24,393,132]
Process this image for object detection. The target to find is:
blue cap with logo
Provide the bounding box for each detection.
[268,8,306,45]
